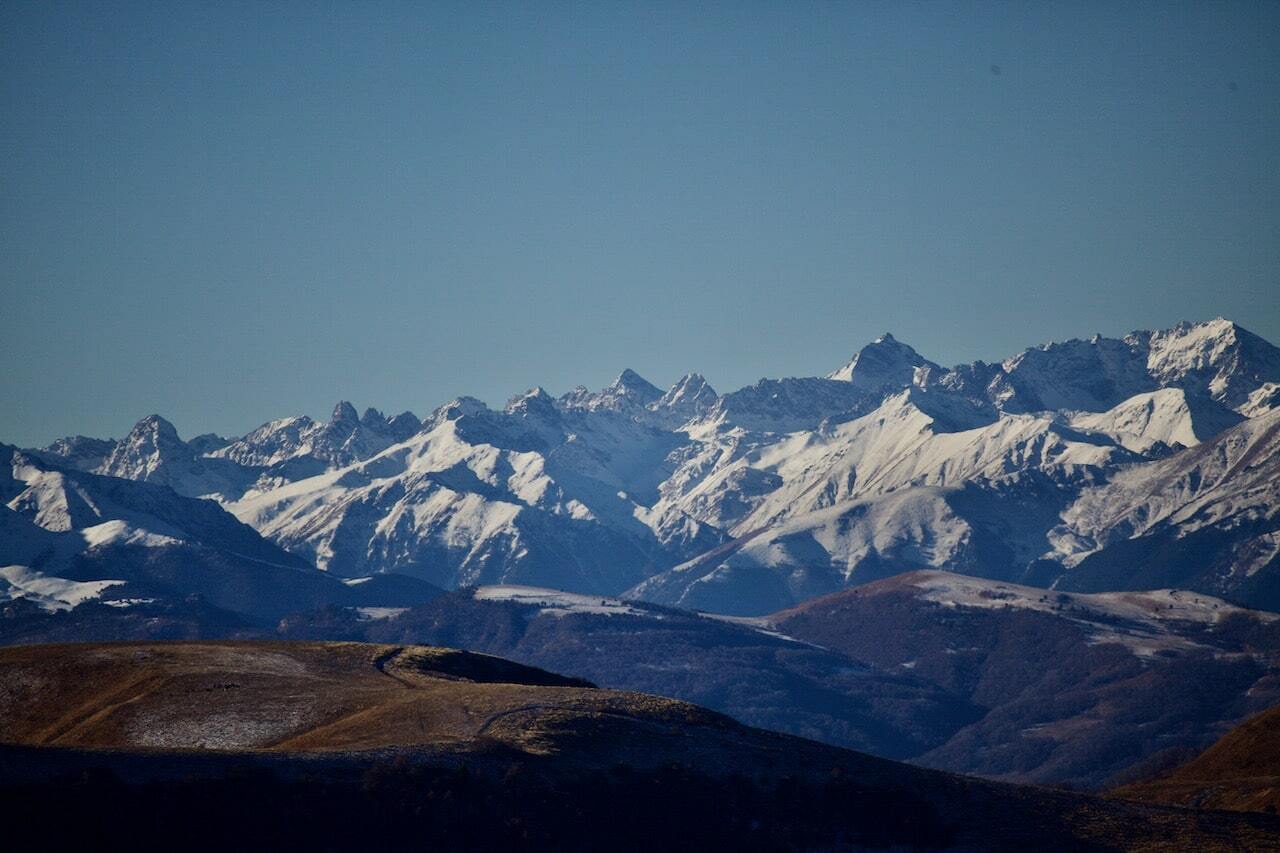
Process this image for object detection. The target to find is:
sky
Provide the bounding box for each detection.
[3,2,1278,446]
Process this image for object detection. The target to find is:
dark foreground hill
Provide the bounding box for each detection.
[0,641,1277,851]
[1117,704,1280,815]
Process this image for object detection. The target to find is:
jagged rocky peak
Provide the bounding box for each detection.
[648,373,720,428]
[331,400,359,424]
[111,415,189,457]
[353,406,420,441]
[698,375,872,434]
[987,317,1280,415]
[384,410,422,438]
[133,414,183,441]
[828,333,940,394]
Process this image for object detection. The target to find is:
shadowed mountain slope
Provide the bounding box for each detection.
[766,571,1280,788]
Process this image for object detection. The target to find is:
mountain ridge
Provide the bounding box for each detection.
[15,318,1280,617]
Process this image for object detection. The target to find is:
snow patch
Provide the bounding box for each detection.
[0,565,125,612]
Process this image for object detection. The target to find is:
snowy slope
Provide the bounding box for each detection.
[630,391,1140,614]
[1048,408,1280,607]
[1066,388,1243,452]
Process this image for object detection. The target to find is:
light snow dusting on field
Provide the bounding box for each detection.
[908,571,1277,658]
[474,585,654,617]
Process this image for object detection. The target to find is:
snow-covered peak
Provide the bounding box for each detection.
[650,373,719,427]
[97,415,192,485]
[658,373,715,406]
[133,414,183,444]
[35,435,116,472]
[427,396,491,425]
[695,377,872,434]
[611,368,662,401]
[975,318,1280,416]
[996,335,1154,413]
[827,334,939,394]
[1139,318,1280,412]
[505,387,561,420]
[558,368,664,414]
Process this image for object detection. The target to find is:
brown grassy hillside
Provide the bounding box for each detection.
[1,641,1278,852]
[1117,704,1280,814]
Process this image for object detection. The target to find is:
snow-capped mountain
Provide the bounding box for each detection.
[827,333,940,392]
[16,317,1280,617]
[559,368,663,413]
[96,414,258,499]
[629,388,1142,613]
[226,383,700,593]
[927,317,1280,416]
[0,445,437,620]
[33,434,115,472]
[650,372,718,426]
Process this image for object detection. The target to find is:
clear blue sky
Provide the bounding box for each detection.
[3,2,1278,446]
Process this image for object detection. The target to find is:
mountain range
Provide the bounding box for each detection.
[14,317,1279,614]
[5,316,1280,791]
